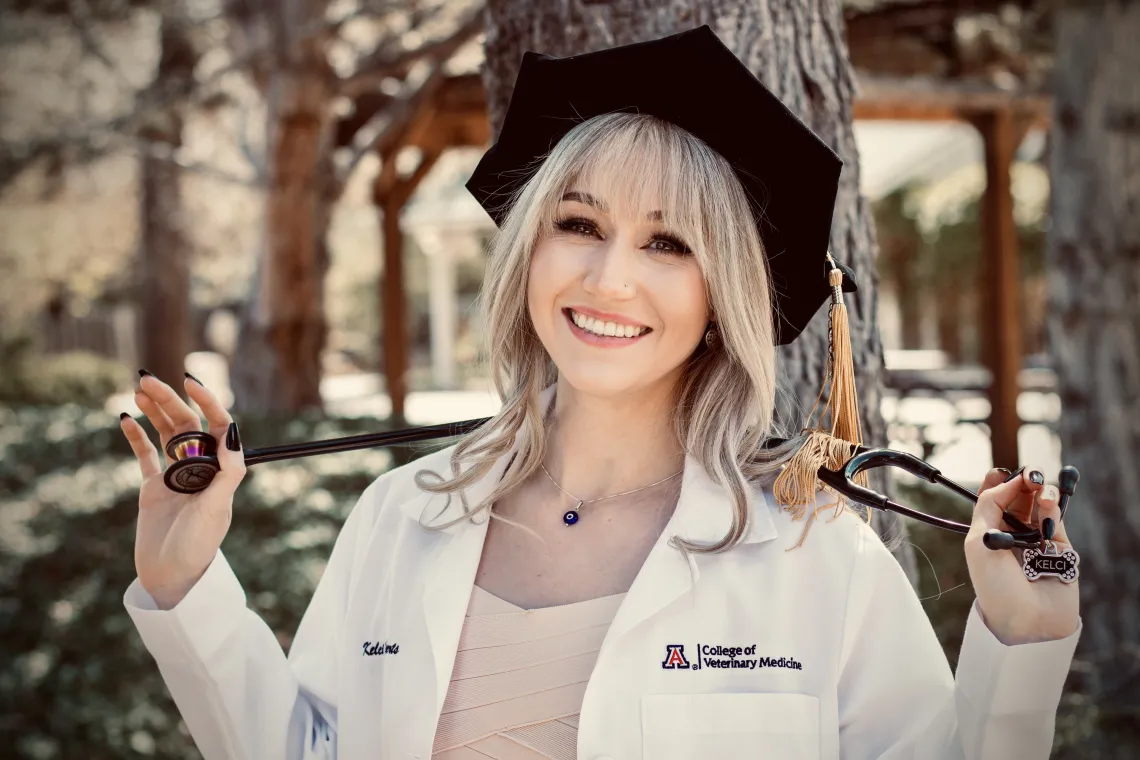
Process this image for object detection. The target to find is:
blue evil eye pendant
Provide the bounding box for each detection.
[563,500,584,526]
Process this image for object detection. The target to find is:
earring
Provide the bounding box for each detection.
[704,325,718,348]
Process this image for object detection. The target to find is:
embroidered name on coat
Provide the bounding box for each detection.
[362,641,399,656]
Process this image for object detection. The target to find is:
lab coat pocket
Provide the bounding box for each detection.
[641,692,820,760]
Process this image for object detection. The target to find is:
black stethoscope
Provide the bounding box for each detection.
[162,416,1080,557]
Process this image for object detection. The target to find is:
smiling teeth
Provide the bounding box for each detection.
[570,310,646,338]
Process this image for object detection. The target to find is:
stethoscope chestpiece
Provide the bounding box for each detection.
[163,431,221,494]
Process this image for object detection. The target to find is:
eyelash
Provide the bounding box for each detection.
[553,217,692,255]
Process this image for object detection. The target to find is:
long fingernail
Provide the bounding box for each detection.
[184,372,204,386]
[1029,470,1045,485]
[119,412,130,421]
[1003,466,1025,483]
[994,467,1011,476]
[1042,517,1055,540]
[138,369,153,378]
[225,422,241,451]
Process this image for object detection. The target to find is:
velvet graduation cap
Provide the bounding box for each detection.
[465,25,868,530]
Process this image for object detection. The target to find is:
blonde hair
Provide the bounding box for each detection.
[413,111,808,554]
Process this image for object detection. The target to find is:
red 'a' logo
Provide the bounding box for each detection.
[662,644,690,669]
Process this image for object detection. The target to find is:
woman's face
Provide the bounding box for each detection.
[527,186,710,400]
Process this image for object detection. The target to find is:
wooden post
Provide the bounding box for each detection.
[974,109,1025,469]
[374,140,446,424]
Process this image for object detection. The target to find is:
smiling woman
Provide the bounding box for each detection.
[417,107,785,559]
[120,24,1081,760]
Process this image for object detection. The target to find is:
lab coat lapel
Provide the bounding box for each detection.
[602,452,779,647]
[417,447,516,717]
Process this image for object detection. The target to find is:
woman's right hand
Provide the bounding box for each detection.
[120,372,247,610]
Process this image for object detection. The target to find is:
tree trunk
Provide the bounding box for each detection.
[1049,2,1140,753]
[480,0,912,584]
[137,13,196,396]
[230,1,333,414]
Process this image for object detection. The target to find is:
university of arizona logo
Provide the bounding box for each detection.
[661,642,803,672]
[662,644,691,669]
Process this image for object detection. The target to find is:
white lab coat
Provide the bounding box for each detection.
[125,414,1082,760]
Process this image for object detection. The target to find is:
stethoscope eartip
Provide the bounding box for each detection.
[982,529,1016,551]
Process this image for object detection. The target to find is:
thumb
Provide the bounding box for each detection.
[971,465,1043,532]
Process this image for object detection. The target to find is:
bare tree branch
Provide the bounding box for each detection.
[336,60,445,192]
[339,9,483,98]
[132,136,262,186]
[235,102,266,180]
[66,0,135,89]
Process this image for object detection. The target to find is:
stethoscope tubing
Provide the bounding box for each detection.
[162,421,1075,551]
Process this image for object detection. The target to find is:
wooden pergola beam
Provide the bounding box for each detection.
[371,74,490,420]
[854,74,1051,127]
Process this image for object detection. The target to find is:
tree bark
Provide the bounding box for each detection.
[1049,1,1140,749]
[480,0,912,583]
[137,12,196,396]
[229,0,333,414]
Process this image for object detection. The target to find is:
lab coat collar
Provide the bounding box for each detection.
[399,384,780,547]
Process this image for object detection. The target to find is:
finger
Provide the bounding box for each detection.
[211,421,247,491]
[1035,484,1071,545]
[139,372,201,433]
[972,465,1045,532]
[119,413,162,479]
[184,374,232,434]
[978,467,1012,495]
[1005,467,1047,526]
[134,389,177,447]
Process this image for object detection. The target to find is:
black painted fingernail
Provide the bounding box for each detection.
[119,412,130,421]
[1042,517,1055,540]
[138,369,153,378]
[994,467,1011,476]
[1002,466,1025,483]
[1029,470,1045,485]
[184,372,204,386]
[225,422,241,451]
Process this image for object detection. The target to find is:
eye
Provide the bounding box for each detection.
[646,233,692,255]
[554,217,600,237]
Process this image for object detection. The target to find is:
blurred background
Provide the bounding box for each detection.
[1,0,1136,758]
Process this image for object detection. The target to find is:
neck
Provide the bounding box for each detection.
[540,375,686,501]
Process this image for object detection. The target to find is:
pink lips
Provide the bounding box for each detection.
[563,309,650,348]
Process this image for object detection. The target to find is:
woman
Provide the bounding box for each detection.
[120,26,1081,760]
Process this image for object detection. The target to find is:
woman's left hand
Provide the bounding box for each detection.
[963,466,1081,645]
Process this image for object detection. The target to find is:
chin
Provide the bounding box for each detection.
[553,355,685,402]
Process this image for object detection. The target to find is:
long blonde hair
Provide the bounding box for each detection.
[414,111,807,554]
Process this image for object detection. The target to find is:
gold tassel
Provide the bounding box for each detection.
[775,255,870,548]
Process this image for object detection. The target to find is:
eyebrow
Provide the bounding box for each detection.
[561,191,663,222]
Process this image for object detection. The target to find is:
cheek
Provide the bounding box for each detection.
[527,242,566,323]
[657,269,710,339]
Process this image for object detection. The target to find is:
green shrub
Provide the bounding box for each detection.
[0,407,449,759]
[0,335,130,408]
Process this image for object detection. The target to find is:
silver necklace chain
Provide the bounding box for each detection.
[540,461,684,526]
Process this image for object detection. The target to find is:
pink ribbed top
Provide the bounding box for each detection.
[430,585,626,759]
